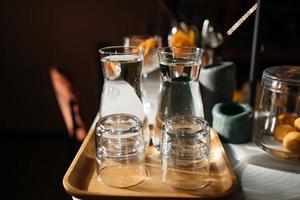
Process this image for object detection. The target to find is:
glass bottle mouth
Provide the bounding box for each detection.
[262,66,300,93]
[158,47,204,82]
[99,46,144,57]
[158,47,204,56]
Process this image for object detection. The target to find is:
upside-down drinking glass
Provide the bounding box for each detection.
[161,115,211,190]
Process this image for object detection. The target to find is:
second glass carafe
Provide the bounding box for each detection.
[153,47,204,149]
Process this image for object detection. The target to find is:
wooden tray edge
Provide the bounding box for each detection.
[63,118,238,199]
[63,120,96,197]
[211,129,238,198]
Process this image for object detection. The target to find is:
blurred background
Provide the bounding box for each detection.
[1,0,300,199]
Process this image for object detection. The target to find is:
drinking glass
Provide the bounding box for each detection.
[161,115,210,190]
[123,35,162,125]
[95,114,147,188]
[154,47,204,149]
[123,35,162,75]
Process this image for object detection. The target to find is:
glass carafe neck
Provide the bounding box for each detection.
[159,59,201,82]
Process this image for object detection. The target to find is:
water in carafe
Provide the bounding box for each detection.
[99,47,149,145]
[153,47,204,149]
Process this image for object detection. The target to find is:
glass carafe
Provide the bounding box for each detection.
[98,46,149,144]
[153,47,204,149]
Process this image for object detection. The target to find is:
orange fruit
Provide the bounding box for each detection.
[274,124,296,141]
[294,117,300,131]
[283,131,300,154]
[170,29,196,47]
[277,112,296,126]
[139,37,158,57]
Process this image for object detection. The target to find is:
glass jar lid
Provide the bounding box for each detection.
[262,66,300,93]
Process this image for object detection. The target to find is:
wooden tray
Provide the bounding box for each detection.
[63,124,237,200]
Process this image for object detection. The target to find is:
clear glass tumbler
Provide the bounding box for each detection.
[154,47,204,149]
[161,115,210,190]
[95,114,147,188]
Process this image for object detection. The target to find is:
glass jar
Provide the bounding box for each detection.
[256,66,300,159]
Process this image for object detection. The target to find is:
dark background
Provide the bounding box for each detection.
[1,0,300,199]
